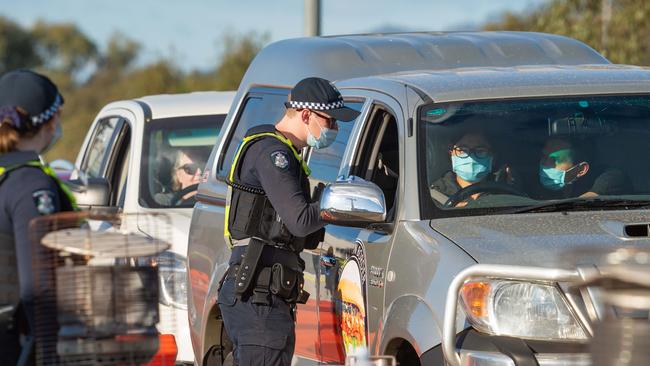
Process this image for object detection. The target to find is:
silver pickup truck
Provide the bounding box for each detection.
[187,32,650,365]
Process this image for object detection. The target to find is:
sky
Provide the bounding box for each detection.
[2,0,548,71]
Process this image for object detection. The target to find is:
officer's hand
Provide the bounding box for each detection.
[312,182,326,202]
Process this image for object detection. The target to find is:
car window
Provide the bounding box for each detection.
[308,101,365,184]
[106,122,131,207]
[217,87,290,178]
[419,95,650,218]
[141,114,226,208]
[351,104,399,221]
[82,117,124,178]
[115,141,131,207]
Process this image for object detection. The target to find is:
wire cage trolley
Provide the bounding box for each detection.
[29,211,175,365]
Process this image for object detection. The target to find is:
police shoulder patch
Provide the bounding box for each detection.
[270,150,290,170]
[32,189,56,215]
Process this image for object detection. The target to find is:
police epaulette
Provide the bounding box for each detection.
[226,180,266,195]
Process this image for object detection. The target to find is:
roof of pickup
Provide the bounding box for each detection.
[239,32,610,90]
[337,64,650,103]
[135,91,236,120]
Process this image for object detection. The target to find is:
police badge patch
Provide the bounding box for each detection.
[270,151,289,170]
[32,190,56,215]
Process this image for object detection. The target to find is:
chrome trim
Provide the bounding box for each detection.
[536,353,591,366]
[320,176,386,225]
[563,292,594,336]
[442,264,582,366]
[460,350,514,365]
[576,266,605,322]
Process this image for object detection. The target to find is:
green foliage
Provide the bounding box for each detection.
[484,0,650,65]
[0,16,40,74]
[0,17,267,161]
[213,32,269,90]
[102,32,140,71]
[31,21,98,75]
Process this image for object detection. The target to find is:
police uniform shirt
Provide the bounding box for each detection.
[238,124,323,238]
[0,151,62,302]
[229,125,325,268]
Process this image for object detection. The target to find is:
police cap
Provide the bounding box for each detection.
[0,69,64,129]
[284,77,360,122]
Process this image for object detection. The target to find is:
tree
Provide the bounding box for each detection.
[0,16,40,74]
[213,32,269,90]
[484,0,650,66]
[102,32,140,72]
[0,18,267,161]
[31,21,98,76]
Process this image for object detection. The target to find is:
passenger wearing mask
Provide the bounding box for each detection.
[0,69,76,364]
[431,133,515,206]
[536,138,629,199]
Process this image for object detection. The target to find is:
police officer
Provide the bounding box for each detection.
[219,77,359,365]
[0,69,76,365]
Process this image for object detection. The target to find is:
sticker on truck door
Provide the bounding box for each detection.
[338,241,367,355]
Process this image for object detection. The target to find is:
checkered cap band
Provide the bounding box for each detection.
[286,99,345,111]
[31,94,62,125]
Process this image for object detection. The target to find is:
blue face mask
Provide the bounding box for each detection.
[539,166,566,190]
[451,154,492,183]
[307,124,338,149]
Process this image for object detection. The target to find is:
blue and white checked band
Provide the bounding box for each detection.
[31,94,63,125]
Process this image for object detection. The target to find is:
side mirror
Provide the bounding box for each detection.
[65,177,111,208]
[319,176,386,227]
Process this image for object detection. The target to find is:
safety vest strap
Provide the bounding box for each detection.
[224,132,309,247]
[228,132,310,184]
[0,161,78,211]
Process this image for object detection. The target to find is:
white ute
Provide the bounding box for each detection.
[68,91,235,364]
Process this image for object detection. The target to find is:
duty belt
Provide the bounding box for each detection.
[230,240,309,305]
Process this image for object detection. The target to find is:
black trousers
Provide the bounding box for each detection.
[218,277,295,366]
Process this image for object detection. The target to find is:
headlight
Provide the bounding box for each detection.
[156,251,188,310]
[460,280,587,341]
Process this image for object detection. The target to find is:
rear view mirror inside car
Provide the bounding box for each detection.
[548,111,615,137]
[167,128,220,147]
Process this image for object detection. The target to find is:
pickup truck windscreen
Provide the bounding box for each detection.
[140,114,226,208]
[419,95,650,218]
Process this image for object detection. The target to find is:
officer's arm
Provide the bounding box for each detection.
[253,145,324,238]
[9,170,61,302]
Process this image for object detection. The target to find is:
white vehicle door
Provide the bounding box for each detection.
[77,115,132,214]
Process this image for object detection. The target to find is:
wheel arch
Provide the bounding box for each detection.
[378,294,442,359]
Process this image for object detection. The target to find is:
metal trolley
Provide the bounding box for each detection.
[29,211,177,366]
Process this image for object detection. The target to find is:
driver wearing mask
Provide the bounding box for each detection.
[431,132,516,207]
[536,138,629,199]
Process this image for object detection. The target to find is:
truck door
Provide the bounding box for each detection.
[315,95,402,362]
[77,115,132,212]
[305,99,366,363]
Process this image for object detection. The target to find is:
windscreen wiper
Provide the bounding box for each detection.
[508,197,650,214]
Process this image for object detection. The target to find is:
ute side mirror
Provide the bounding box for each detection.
[319,176,386,227]
[65,177,111,208]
